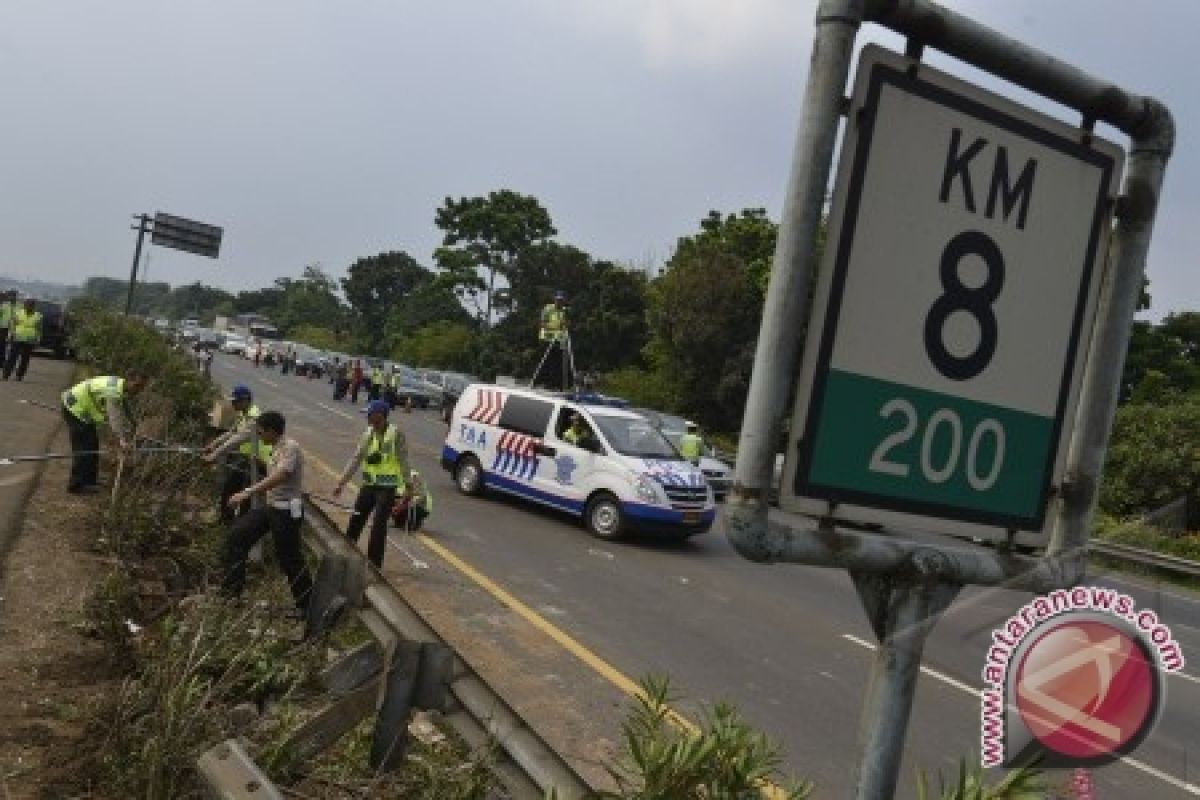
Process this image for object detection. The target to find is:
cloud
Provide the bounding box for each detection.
[559,0,814,70]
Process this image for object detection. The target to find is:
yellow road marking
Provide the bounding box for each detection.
[303,444,788,798]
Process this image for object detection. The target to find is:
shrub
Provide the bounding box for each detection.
[1100,397,1200,517]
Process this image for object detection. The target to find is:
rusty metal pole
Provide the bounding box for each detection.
[851,572,959,799]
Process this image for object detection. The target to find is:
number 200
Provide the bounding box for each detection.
[868,398,1005,491]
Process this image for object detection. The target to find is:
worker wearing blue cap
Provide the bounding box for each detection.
[334,399,411,567]
[203,384,271,522]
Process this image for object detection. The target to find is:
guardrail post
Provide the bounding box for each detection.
[306,552,350,638]
[196,738,283,800]
[370,639,424,770]
[414,641,453,712]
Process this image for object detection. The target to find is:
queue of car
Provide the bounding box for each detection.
[148,318,739,542]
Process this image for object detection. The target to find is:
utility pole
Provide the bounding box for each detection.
[125,213,151,316]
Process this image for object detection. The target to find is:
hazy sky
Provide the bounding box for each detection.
[2,1,1195,318]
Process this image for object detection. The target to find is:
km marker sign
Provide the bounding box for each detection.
[782,45,1124,545]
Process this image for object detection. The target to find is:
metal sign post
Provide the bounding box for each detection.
[124,211,223,316]
[124,214,151,316]
[724,1,1173,797]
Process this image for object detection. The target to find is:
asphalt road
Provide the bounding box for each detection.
[210,353,1200,798]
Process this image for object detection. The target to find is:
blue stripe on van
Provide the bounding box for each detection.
[443,443,711,529]
[624,503,717,525]
[485,472,586,514]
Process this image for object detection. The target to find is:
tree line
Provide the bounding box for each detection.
[79,185,1199,520]
[81,190,781,434]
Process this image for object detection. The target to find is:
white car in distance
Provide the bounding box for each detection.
[221,335,248,356]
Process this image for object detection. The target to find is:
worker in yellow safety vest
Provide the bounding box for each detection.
[0,289,17,364]
[3,298,42,382]
[369,365,384,402]
[334,400,411,567]
[203,384,273,522]
[679,421,703,466]
[392,469,433,531]
[60,371,148,494]
[540,290,568,343]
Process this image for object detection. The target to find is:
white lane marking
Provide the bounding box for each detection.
[260,378,280,388]
[841,634,1200,795]
[842,634,980,696]
[317,402,358,421]
[1170,669,1200,686]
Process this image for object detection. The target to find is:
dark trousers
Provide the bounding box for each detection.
[221,506,313,611]
[3,341,34,380]
[345,484,396,567]
[219,454,253,523]
[63,409,100,490]
[350,380,362,403]
[0,327,7,364]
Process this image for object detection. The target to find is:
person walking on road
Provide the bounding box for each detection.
[221,411,313,618]
[350,359,364,404]
[61,371,148,494]
[0,289,17,366]
[3,298,42,382]
[333,399,410,568]
[202,384,271,523]
[679,421,704,466]
[368,363,384,402]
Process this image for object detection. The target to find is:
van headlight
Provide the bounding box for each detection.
[634,474,659,503]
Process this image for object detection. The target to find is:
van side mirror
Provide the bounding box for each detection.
[534,443,557,457]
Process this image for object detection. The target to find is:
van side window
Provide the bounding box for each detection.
[498,395,554,437]
[557,407,601,452]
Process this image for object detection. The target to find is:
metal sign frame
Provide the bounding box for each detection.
[724,1,1173,797]
[151,212,223,259]
[780,45,1125,546]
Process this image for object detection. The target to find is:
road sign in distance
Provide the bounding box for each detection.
[151,212,223,258]
[781,45,1124,546]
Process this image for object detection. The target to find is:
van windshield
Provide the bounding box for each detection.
[591,414,680,459]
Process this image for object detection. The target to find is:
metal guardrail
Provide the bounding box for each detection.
[1090,539,1200,579]
[198,499,593,799]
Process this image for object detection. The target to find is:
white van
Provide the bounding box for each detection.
[441,384,715,540]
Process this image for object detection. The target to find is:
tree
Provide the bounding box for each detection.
[678,209,779,296]
[1101,396,1200,516]
[391,321,476,372]
[641,210,778,431]
[272,265,346,335]
[341,251,431,353]
[434,190,557,326]
[1120,312,1200,403]
[163,282,234,322]
[83,276,170,316]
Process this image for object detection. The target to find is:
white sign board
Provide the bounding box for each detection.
[781,45,1124,545]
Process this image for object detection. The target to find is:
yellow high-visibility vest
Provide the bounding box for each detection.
[679,432,703,463]
[63,376,124,425]
[11,308,41,343]
[540,304,566,342]
[235,404,272,461]
[361,425,404,488]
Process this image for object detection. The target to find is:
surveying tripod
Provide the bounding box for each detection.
[529,329,577,392]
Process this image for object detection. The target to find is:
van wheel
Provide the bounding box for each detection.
[585,493,624,540]
[455,455,484,496]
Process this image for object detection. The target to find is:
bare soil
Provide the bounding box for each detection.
[0,431,124,798]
